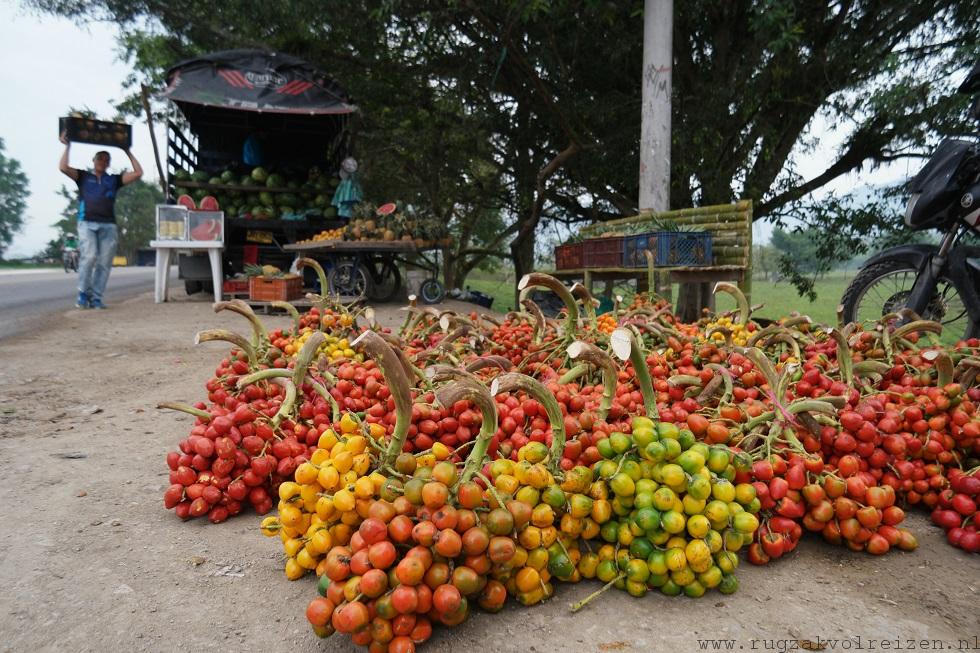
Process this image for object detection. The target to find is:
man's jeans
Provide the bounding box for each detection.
[78,221,118,301]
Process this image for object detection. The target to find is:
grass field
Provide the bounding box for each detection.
[465,271,857,325]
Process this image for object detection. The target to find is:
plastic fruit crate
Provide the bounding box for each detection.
[623,232,658,268]
[59,116,132,149]
[222,279,249,294]
[624,231,713,267]
[583,236,625,267]
[554,242,584,270]
[249,276,303,301]
[656,232,713,266]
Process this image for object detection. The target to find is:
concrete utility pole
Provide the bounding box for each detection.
[639,0,673,212]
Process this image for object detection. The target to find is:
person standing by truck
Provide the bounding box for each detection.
[59,132,143,308]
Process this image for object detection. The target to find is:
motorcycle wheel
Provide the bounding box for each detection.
[841,258,978,341]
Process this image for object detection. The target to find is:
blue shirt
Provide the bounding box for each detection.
[77,171,122,223]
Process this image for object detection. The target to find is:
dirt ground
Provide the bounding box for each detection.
[1,289,978,653]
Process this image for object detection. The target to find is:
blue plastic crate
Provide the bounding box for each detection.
[623,231,712,267]
[623,233,658,268]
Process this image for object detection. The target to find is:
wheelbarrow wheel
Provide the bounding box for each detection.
[419,278,445,304]
[328,260,371,299]
[367,259,401,302]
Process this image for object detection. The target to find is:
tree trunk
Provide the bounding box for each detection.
[442,251,457,292]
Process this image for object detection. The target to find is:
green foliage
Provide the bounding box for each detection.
[752,244,779,281]
[115,179,164,261]
[0,138,30,260]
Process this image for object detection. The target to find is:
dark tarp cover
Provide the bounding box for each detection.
[163,49,357,115]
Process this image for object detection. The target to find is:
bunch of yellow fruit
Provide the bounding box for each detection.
[260,413,385,579]
[705,315,750,346]
[483,440,584,606]
[287,327,363,362]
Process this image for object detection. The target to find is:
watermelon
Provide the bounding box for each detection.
[251,167,268,183]
[208,176,223,186]
[259,191,276,207]
[176,194,196,210]
[220,169,235,183]
[199,196,220,211]
[266,173,284,188]
[191,218,221,240]
[191,170,209,182]
[377,203,397,216]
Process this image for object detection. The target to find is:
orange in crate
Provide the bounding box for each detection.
[249,276,303,301]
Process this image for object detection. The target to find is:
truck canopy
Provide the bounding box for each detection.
[163,49,356,116]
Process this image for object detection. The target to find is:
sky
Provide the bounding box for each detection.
[1,6,165,258]
[0,5,921,259]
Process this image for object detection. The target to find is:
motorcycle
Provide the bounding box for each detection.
[62,236,79,273]
[841,62,980,340]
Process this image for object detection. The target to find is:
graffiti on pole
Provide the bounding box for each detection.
[644,64,671,100]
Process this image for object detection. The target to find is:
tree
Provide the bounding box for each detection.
[0,137,29,260]
[32,0,979,299]
[39,185,79,260]
[752,244,779,281]
[115,179,164,261]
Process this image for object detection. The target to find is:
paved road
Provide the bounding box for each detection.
[0,266,164,340]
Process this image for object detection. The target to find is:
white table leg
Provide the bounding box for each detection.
[161,248,173,302]
[208,247,223,302]
[155,248,173,303]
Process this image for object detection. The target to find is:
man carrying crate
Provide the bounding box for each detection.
[59,133,143,308]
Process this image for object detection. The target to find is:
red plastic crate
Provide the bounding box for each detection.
[223,279,248,294]
[554,242,584,269]
[582,236,624,267]
[249,276,303,301]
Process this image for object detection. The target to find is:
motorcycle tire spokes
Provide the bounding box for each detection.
[846,262,971,344]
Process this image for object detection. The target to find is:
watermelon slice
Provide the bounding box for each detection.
[199,195,220,211]
[190,219,222,241]
[176,194,196,210]
[377,202,397,216]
